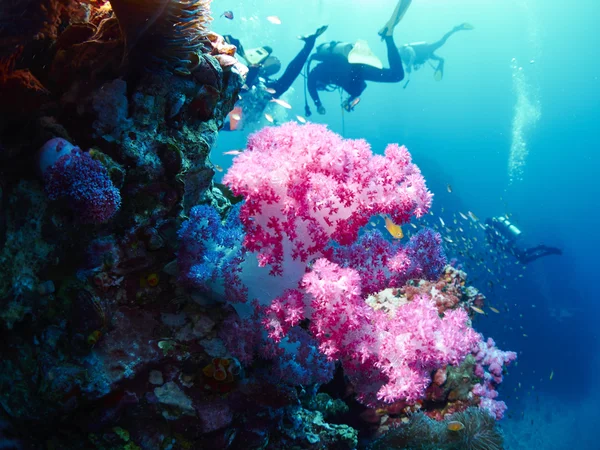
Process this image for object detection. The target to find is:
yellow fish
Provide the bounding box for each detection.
[296,115,307,123]
[384,217,403,239]
[459,212,469,220]
[264,113,274,123]
[447,421,464,432]
[489,307,500,314]
[470,305,485,314]
[87,330,103,346]
[549,370,554,381]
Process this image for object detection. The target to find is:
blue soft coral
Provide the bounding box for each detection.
[177,204,246,300]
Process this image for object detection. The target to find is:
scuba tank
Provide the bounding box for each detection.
[244,46,273,66]
[496,216,522,240]
[312,41,354,63]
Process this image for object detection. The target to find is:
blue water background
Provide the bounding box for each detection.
[212,1,600,447]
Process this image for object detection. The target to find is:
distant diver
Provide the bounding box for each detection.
[305,0,411,116]
[399,22,474,82]
[484,216,562,264]
[223,25,328,131]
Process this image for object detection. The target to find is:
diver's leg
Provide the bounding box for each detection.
[267,26,327,97]
[512,247,529,264]
[428,23,471,52]
[428,30,456,52]
[524,246,562,263]
[517,246,554,264]
[361,35,404,83]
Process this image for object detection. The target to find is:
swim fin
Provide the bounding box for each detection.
[348,40,383,68]
[433,61,444,81]
[378,0,412,38]
[299,25,329,42]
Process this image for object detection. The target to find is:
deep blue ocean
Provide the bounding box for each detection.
[212,1,600,448]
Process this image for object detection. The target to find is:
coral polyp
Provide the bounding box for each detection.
[109,0,212,69]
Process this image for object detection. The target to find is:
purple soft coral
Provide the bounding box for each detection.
[403,228,447,280]
[472,336,517,419]
[328,228,447,296]
[43,145,121,224]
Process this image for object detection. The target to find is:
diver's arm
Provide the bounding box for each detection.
[268,37,317,97]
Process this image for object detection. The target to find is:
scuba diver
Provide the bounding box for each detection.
[484,216,562,265]
[305,0,411,116]
[399,22,474,83]
[223,25,328,130]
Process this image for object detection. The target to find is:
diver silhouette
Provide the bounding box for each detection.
[484,216,562,264]
[305,0,410,115]
[399,22,474,82]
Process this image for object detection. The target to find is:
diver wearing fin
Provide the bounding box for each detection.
[484,216,562,265]
[223,25,328,130]
[306,0,410,115]
[399,22,474,82]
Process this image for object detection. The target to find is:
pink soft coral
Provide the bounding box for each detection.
[299,258,481,407]
[222,122,432,276]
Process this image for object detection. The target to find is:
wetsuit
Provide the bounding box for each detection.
[513,245,562,264]
[307,35,404,109]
